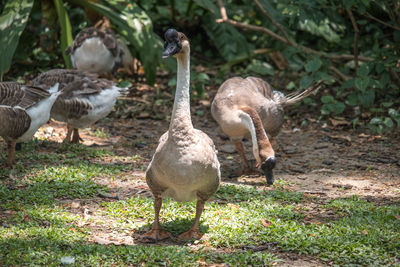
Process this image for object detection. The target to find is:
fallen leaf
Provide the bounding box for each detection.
[261,219,272,227]
[23,214,33,222]
[329,118,350,127]
[4,210,16,215]
[71,202,80,209]
[361,230,368,235]
[227,203,239,210]
[395,215,400,222]
[93,236,114,245]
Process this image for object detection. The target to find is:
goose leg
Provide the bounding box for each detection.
[141,196,172,242]
[71,128,81,144]
[234,140,250,173]
[63,124,74,143]
[178,199,205,240]
[6,140,17,167]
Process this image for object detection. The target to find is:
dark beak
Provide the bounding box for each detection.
[264,169,274,186]
[261,157,276,186]
[162,42,181,58]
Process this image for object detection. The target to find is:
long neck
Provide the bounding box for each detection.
[169,50,193,133]
[239,107,275,165]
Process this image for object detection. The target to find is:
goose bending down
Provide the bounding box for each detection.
[211,77,321,185]
[142,29,220,241]
[65,27,122,76]
[0,82,60,166]
[32,69,127,143]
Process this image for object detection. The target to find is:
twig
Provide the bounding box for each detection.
[253,0,294,46]
[216,0,374,62]
[221,48,272,70]
[329,66,350,83]
[346,9,359,74]
[362,12,400,31]
[216,0,288,44]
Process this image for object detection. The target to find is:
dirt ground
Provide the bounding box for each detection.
[2,80,400,266]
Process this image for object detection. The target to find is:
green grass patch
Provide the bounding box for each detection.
[1,140,399,266]
[102,184,400,265]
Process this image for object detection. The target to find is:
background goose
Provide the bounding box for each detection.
[65,26,123,76]
[0,82,60,166]
[211,77,321,185]
[32,69,127,143]
[142,29,220,242]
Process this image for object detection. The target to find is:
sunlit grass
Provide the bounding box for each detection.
[0,140,399,266]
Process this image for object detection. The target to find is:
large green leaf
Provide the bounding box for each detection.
[53,0,73,68]
[0,0,34,80]
[68,0,162,84]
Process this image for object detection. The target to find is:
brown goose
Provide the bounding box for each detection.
[32,69,127,143]
[0,82,60,166]
[141,29,220,242]
[211,77,321,185]
[65,27,122,76]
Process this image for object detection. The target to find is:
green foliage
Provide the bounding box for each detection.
[1,0,161,84]
[53,0,73,68]
[0,0,34,80]
[68,0,162,84]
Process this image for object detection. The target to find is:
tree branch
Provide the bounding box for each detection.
[216,0,374,62]
[329,65,350,83]
[361,12,400,31]
[253,0,294,46]
[346,8,359,74]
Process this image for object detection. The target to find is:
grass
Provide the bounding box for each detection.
[0,139,399,266]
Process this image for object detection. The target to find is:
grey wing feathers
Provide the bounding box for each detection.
[0,82,50,109]
[32,69,117,120]
[0,106,31,139]
[52,97,93,119]
[32,69,113,96]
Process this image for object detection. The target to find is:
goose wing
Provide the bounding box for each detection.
[33,69,113,97]
[0,106,31,139]
[33,69,116,119]
[0,82,50,109]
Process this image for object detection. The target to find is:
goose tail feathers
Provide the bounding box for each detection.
[279,81,323,107]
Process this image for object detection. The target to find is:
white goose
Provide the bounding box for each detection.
[142,29,221,241]
[32,69,127,143]
[0,82,60,166]
[65,27,122,76]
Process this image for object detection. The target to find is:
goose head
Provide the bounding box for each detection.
[162,28,189,58]
[261,156,276,185]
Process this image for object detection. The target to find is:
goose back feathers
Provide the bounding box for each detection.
[32,69,126,129]
[65,27,122,75]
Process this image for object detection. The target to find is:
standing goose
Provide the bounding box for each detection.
[65,27,122,76]
[211,77,321,185]
[0,82,60,166]
[32,69,127,143]
[142,29,220,241]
